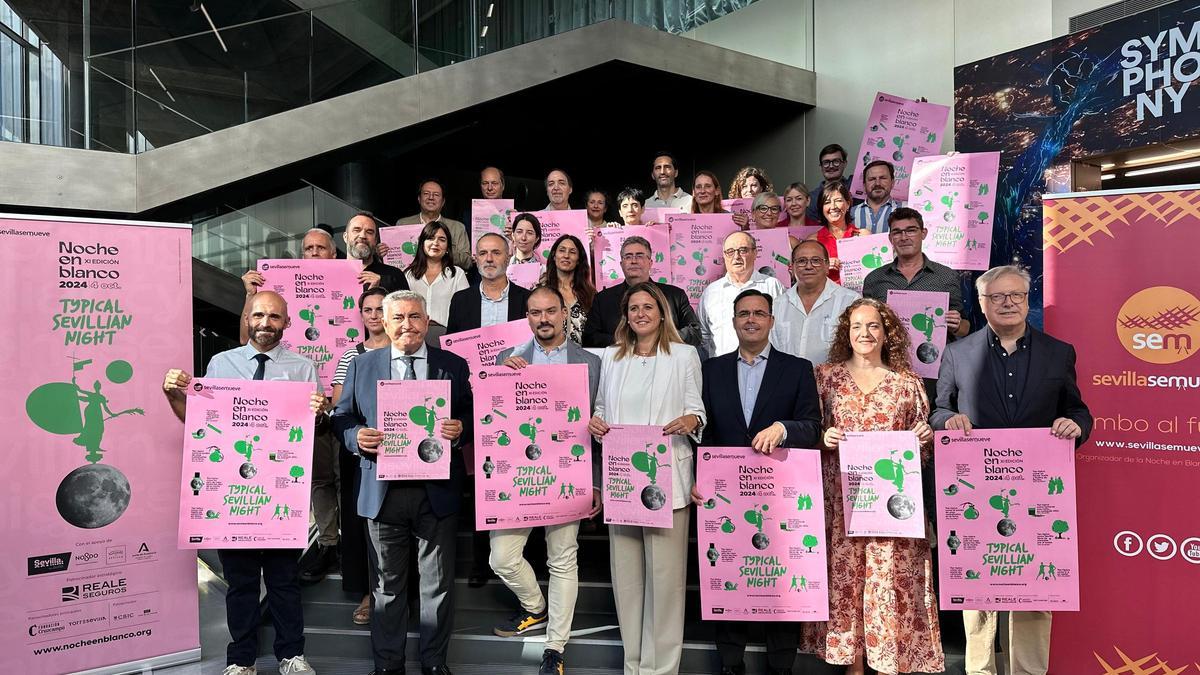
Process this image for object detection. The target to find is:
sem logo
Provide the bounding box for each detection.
[61,586,80,602]
[1116,286,1200,364]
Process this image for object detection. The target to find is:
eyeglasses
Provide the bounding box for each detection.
[984,291,1028,305]
[889,227,923,239]
[621,252,650,262]
[755,205,782,214]
[791,257,827,268]
[723,246,752,258]
[820,159,845,168]
[735,309,772,320]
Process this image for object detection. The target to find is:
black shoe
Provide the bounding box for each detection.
[368,669,404,675]
[298,545,339,584]
[493,607,548,637]
[421,667,453,675]
[539,649,565,675]
[466,568,492,588]
[720,666,745,675]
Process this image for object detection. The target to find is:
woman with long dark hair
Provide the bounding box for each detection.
[542,234,596,344]
[404,221,468,330]
[815,181,866,284]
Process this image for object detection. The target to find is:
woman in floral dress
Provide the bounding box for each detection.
[801,297,944,674]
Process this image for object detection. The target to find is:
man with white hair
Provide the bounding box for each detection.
[931,264,1093,675]
[698,231,785,357]
[332,290,472,675]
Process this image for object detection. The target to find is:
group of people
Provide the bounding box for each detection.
[169,151,1093,675]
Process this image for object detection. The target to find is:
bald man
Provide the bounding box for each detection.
[163,290,325,675]
[698,231,785,358]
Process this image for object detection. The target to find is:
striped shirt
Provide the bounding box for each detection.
[861,254,964,315]
[850,199,904,235]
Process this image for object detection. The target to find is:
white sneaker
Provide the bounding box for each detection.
[221,666,256,675]
[279,654,316,674]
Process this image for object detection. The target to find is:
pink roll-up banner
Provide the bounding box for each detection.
[602,425,673,528]
[471,199,515,238]
[178,378,316,548]
[834,232,894,293]
[257,258,363,390]
[749,227,793,285]
[935,429,1079,611]
[376,380,451,480]
[887,290,949,379]
[509,209,590,262]
[473,365,593,530]
[697,447,829,621]
[667,213,740,307]
[440,319,533,383]
[378,224,425,270]
[505,261,544,290]
[1,214,199,673]
[849,92,951,202]
[907,151,1000,271]
[592,225,672,290]
[838,431,925,538]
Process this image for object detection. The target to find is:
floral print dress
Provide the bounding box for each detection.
[800,363,944,673]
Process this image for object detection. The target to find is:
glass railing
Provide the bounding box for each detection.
[191,182,388,279]
[1,0,760,153]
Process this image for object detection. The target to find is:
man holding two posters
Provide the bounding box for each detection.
[931,265,1092,675]
[691,289,822,675]
[163,291,325,675]
[332,290,472,675]
[487,286,601,675]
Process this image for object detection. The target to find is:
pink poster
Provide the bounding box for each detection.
[505,261,544,290]
[376,380,451,480]
[788,223,823,242]
[2,215,199,673]
[697,447,829,621]
[178,378,315,549]
[378,224,424,270]
[935,429,1079,611]
[471,199,515,237]
[440,319,533,383]
[907,152,999,271]
[641,206,683,225]
[510,209,590,262]
[834,232,894,293]
[886,290,949,379]
[720,198,752,223]
[592,225,672,290]
[838,431,925,538]
[667,213,740,306]
[473,365,593,530]
[750,227,793,286]
[850,92,951,202]
[257,258,363,390]
[602,425,673,528]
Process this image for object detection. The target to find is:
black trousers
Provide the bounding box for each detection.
[715,620,799,671]
[339,446,372,594]
[218,548,304,666]
[366,485,458,670]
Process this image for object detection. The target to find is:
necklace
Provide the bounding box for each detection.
[634,348,656,365]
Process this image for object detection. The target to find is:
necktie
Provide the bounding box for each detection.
[252,353,270,380]
[399,355,417,380]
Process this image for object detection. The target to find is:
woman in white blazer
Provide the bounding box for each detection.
[588,281,705,675]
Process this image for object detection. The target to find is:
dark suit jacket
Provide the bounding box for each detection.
[331,345,473,519]
[364,258,409,293]
[700,348,821,448]
[445,281,531,335]
[931,325,1093,446]
[582,280,703,350]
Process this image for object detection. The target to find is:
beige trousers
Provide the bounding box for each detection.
[488,521,581,653]
[310,427,340,546]
[964,610,1053,675]
[609,507,690,675]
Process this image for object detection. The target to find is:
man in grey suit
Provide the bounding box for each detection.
[331,290,472,675]
[396,179,472,270]
[489,286,602,675]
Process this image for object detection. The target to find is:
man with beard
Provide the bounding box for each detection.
[162,291,325,675]
[345,213,410,294]
[849,160,905,235]
[692,288,821,675]
[698,231,785,358]
[332,290,472,675]
[645,152,692,210]
[582,236,702,350]
[488,286,601,675]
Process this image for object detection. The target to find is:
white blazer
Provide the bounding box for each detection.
[594,343,706,510]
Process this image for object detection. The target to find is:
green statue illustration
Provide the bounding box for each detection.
[632,442,670,511]
[25,357,142,464]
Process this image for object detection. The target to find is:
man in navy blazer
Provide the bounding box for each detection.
[332,290,472,675]
[695,289,821,675]
[931,265,1092,675]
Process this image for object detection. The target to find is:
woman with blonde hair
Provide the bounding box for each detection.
[690,170,728,214]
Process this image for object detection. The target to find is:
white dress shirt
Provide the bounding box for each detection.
[769,280,860,366]
[406,266,469,326]
[697,271,785,357]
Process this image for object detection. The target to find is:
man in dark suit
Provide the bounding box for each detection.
[582,236,703,350]
[931,265,1092,675]
[332,290,473,675]
[693,288,821,675]
[446,232,531,335]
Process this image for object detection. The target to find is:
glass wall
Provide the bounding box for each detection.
[0,0,759,153]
